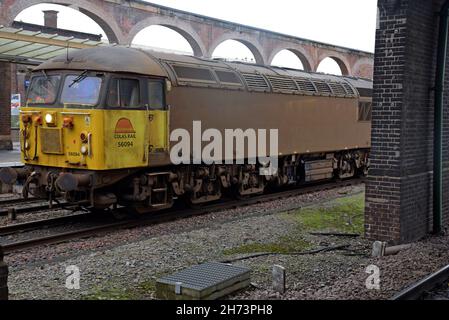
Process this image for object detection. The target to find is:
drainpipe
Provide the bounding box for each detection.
[433,1,449,234]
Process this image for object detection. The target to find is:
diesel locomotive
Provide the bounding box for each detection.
[0,46,372,213]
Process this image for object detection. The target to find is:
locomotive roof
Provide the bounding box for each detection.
[35,46,372,97]
[34,46,168,77]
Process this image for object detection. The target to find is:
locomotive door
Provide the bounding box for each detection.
[146,79,169,162]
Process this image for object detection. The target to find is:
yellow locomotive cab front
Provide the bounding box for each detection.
[19,70,169,172]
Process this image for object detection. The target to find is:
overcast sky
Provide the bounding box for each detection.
[15,0,378,74]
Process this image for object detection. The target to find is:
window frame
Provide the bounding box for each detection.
[145,78,167,111]
[358,101,373,122]
[105,75,145,110]
[60,74,104,108]
[213,69,244,89]
[26,74,62,107]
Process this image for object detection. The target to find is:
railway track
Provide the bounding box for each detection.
[392,264,449,300]
[0,197,42,207]
[0,212,90,236]
[0,178,364,255]
[0,198,82,217]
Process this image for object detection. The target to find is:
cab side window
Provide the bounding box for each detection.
[147,80,165,110]
[358,102,372,122]
[107,78,141,108]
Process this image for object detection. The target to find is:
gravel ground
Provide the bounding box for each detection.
[2,183,449,300]
[4,184,362,269]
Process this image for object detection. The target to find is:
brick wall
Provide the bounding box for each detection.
[366,0,449,243]
[0,62,12,150]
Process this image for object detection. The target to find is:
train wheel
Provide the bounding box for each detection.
[187,179,222,207]
[338,160,356,180]
[235,173,266,199]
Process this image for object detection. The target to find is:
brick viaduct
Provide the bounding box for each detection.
[0,0,374,76]
[0,0,374,150]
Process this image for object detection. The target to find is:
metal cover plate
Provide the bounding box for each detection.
[156,262,251,300]
[40,128,64,154]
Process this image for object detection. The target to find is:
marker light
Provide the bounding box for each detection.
[45,114,53,124]
[33,116,42,125]
[45,112,57,127]
[80,145,88,155]
[63,117,74,129]
[21,114,32,124]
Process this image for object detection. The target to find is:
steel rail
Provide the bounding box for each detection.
[0,197,43,207]
[0,202,68,216]
[0,212,89,236]
[2,178,363,254]
[391,264,449,300]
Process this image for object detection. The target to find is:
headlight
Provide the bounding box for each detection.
[45,114,53,124]
[45,112,57,127]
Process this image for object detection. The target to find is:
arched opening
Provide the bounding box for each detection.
[131,25,194,55]
[271,49,310,70]
[317,57,349,76]
[14,3,113,43]
[211,39,262,64]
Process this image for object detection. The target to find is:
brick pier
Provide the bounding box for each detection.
[366,0,449,243]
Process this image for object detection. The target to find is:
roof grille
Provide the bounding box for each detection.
[295,78,317,94]
[266,76,298,93]
[314,81,332,95]
[342,83,356,96]
[242,73,270,92]
[328,83,347,96]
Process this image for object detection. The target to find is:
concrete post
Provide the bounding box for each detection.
[272,265,286,294]
[0,246,8,300]
[371,241,387,257]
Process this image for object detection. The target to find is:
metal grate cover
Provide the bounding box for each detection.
[314,81,332,95]
[40,128,64,154]
[295,78,317,94]
[156,262,251,300]
[242,73,270,92]
[342,83,357,96]
[159,262,250,291]
[328,82,347,96]
[266,75,298,93]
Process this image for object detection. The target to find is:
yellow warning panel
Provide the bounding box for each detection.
[19,107,169,171]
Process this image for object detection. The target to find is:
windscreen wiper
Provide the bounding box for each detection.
[41,70,49,81]
[69,70,88,88]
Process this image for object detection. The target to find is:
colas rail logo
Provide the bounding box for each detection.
[114,118,136,139]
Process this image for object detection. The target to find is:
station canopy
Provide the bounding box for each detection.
[0,25,110,65]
